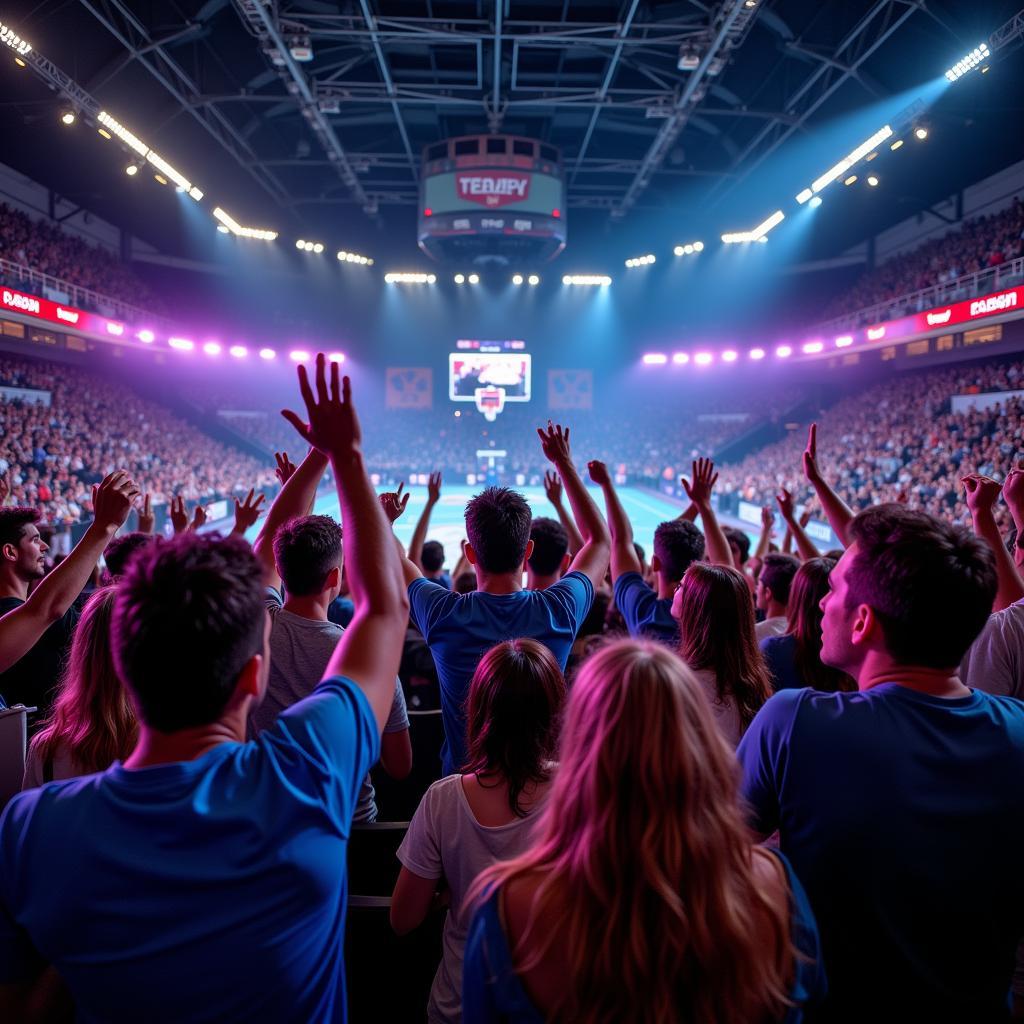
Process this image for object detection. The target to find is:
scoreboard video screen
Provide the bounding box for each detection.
[448,352,531,402]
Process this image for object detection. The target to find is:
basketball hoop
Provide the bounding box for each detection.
[474,386,506,422]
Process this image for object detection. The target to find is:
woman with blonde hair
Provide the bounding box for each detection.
[672,561,773,744]
[463,640,824,1024]
[24,587,137,787]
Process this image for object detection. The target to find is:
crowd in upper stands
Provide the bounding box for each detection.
[0,202,166,314]
[821,196,1024,321]
[0,356,276,531]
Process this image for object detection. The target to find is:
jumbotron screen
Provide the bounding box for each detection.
[448,351,531,402]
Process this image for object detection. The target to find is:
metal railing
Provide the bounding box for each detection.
[0,256,172,328]
[812,256,1024,337]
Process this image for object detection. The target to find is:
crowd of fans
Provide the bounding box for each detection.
[2,352,1024,1023]
[0,202,166,314]
[0,355,276,531]
[821,197,1024,322]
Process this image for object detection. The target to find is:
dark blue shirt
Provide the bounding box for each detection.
[738,684,1024,1022]
[462,848,826,1022]
[0,676,378,1024]
[760,634,803,692]
[613,572,678,647]
[409,573,593,775]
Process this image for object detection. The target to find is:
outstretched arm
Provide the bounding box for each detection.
[803,424,854,547]
[0,471,138,675]
[776,488,820,562]
[408,472,442,570]
[1001,465,1024,570]
[588,459,641,580]
[754,506,775,560]
[681,458,733,567]
[253,448,330,589]
[231,488,266,539]
[963,474,1024,613]
[282,355,409,730]
[537,423,610,589]
[544,470,584,557]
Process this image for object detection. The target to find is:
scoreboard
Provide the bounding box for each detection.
[418,135,567,264]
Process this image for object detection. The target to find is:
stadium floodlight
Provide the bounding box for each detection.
[798,124,894,200]
[229,345,248,359]
[512,274,523,285]
[945,44,989,82]
[834,335,854,348]
[802,341,824,354]
[289,350,311,362]
[672,353,690,365]
[722,209,785,244]
[626,255,655,267]
[125,164,138,177]
[97,112,148,158]
[61,111,75,126]
[145,151,195,195]
[468,273,480,285]
[105,321,124,336]
[136,329,155,344]
[327,353,345,364]
[528,274,540,286]
[721,350,738,363]
[168,337,194,351]
[0,22,33,56]
[673,246,684,257]
[776,344,792,358]
[337,250,372,265]
[454,274,466,284]
[844,175,858,186]
[809,196,823,209]
[867,175,879,187]
[259,347,276,360]
[914,126,928,140]
[693,241,704,252]
[796,187,813,204]
[694,352,713,366]
[384,272,435,284]
[212,207,278,241]
[203,341,222,356]
[749,348,766,360]
[563,275,612,286]
[642,353,668,365]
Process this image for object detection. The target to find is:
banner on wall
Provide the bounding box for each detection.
[547,369,593,409]
[385,367,433,409]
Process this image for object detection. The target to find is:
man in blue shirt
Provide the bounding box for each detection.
[738,503,1024,1023]
[590,457,733,647]
[0,356,410,1023]
[404,423,609,775]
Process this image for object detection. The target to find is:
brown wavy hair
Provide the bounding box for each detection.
[30,587,138,774]
[469,640,795,1022]
[676,562,773,733]
[786,558,855,692]
[463,638,565,816]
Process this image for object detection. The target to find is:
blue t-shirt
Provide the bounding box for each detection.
[462,847,825,1023]
[613,572,678,647]
[0,676,379,1024]
[760,634,803,692]
[409,572,593,775]
[738,684,1024,1022]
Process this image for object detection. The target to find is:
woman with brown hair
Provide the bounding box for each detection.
[391,638,566,1024]
[463,640,825,1023]
[672,561,774,744]
[761,557,856,693]
[23,587,138,787]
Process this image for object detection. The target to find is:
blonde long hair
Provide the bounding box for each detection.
[31,587,137,774]
[470,639,794,1023]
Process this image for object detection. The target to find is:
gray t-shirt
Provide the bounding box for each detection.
[397,775,543,1024]
[252,589,409,822]
[961,599,1024,700]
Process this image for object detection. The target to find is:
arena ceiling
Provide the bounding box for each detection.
[3,0,1024,260]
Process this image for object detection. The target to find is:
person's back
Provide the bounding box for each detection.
[739,504,1021,1022]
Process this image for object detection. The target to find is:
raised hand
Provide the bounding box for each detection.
[962,474,1002,516]
[190,504,208,532]
[537,421,572,466]
[776,487,796,520]
[233,488,266,533]
[91,471,140,533]
[799,506,813,528]
[137,493,155,534]
[170,495,188,535]
[274,451,297,486]
[380,482,410,524]
[543,470,563,505]
[1002,466,1024,514]
[281,353,361,459]
[802,423,821,484]
[426,471,442,505]
[681,457,718,508]
[761,505,776,531]
[587,460,610,488]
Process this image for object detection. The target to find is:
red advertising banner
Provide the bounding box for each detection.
[0,286,127,338]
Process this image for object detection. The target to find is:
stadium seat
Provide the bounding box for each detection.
[348,821,408,897]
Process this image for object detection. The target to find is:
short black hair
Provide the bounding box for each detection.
[273,515,342,596]
[112,533,266,733]
[454,570,477,594]
[653,520,705,582]
[529,517,568,577]
[422,540,445,573]
[104,532,157,580]
[759,553,800,606]
[465,487,532,574]
[723,526,751,566]
[846,504,996,668]
[0,507,40,549]
[633,542,646,567]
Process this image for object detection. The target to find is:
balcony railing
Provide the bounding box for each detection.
[813,256,1024,337]
[0,256,171,328]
